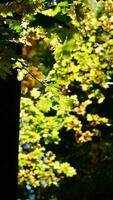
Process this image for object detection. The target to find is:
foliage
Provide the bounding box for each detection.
[1,0,113,199]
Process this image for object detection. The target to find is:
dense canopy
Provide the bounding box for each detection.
[0,0,113,199]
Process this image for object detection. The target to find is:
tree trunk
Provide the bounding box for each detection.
[0,71,20,199]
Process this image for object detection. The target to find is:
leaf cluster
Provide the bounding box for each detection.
[1,0,113,199]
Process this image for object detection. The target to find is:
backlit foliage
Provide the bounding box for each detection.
[1,0,113,199]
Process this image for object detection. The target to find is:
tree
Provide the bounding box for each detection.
[0,0,113,199]
[0,2,21,198]
[0,71,20,199]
